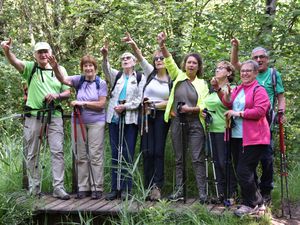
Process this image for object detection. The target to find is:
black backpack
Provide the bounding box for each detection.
[109,70,142,97]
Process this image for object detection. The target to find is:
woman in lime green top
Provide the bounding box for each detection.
[157,32,209,203]
[204,61,236,203]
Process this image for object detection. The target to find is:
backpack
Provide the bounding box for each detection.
[143,69,173,93]
[109,70,142,97]
[75,75,101,96]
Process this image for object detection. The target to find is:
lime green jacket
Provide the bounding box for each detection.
[164,55,209,127]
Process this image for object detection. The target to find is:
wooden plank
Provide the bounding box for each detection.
[48,197,90,212]
[92,199,120,213]
[76,197,107,211]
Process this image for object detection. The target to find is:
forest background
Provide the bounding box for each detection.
[0,0,299,160]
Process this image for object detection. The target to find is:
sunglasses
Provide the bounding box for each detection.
[252,55,267,60]
[154,56,164,61]
[121,56,132,61]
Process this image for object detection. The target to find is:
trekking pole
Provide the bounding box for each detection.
[144,98,149,134]
[177,102,187,203]
[203,109,219,202]
[117,100,126,197]
[278,110,292,218]
[35,101,51,196]
[74,106,97,193]
[224,117,232,207]
[72,107,79,194]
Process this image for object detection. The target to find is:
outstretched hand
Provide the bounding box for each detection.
[210,77,219,90]
[121,32,135,45]
[100,39,109,57]
[47,55,58,69]
[157,32,167,47]
[231,37,239,47]
[1,38,12,52]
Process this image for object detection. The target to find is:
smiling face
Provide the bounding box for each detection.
[83,62,96,79]
[251,49,269,73]
[34,49,52,68]
[240,62,258,84]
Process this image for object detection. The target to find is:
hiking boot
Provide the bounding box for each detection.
[76,191,91,199]
[262,193,272,205]
[168,188,184,201]
[91,191,102,200]
[199,194,208,204]
[53,188,70,200]
[234,205,259,217]
[150,186,161,201]
[105,190,119,201]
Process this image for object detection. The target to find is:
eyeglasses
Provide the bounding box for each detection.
[121,56,132,61]
[216,66,227,70]
[154,56,164,61]
[241,69,253,73]
[252,55,267,60]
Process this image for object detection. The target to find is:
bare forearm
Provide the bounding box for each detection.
[230,46,241,70]
[159,44,171,58]
[53,65,72,86]
[83,98,106,111]
[59,90,71,100]
[277,93,286,111]
[4,50,24,72]
[130,42,143,62]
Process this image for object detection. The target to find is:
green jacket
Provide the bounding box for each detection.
[164,56,209,127]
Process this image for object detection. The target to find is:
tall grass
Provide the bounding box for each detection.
[0,118,299,224]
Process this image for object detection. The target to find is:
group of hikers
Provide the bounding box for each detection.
[1,31,285,217]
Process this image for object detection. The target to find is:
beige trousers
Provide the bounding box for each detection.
[72,121,105,192]
[24,116,65,193]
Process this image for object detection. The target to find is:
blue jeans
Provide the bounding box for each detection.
[141,110,170,189]
[109,123,138,191]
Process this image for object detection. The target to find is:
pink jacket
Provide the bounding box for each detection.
[223,80,270,147]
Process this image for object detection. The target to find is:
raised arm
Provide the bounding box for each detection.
[47,55,73,87]
[100,40,118,85]
[157,32,171,58]
[230,37,242,71]
[1,38,25,73]
[122,32,143,62]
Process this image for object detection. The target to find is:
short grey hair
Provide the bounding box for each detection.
[241,60,259,71]
[251,47,268,57]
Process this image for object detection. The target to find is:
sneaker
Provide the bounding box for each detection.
[105,190,119,201]
[91,191,102,200]
[234,205,259,217]
[168,188,184,201]
[53,188,70,200]
[150,186,161,201]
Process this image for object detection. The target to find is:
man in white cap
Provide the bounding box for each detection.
[1,38,70,199]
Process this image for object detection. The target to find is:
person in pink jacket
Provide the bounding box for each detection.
[211,60,270,217]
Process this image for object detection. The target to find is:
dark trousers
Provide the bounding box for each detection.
[141,110,170,189]
[237,144,266,207]
[109,123,138,191]
[258,144,274,195]
[210,133,237,196]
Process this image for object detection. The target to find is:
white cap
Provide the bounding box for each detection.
[34,42,51,52]
[120,52,136,62]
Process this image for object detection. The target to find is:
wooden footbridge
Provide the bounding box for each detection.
[33,194,238,224]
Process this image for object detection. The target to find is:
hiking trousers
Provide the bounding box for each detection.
[24,116,65,193]
[171,116,206,197]
[72,121,105,192]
